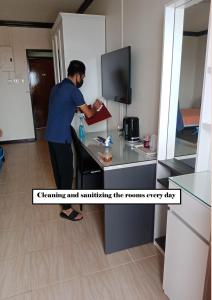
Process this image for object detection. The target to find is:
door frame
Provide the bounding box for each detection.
[157,0,209,162]
[26,49,54,139]
[154,0,211,241]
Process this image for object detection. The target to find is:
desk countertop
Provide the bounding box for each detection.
[79,130,156,170]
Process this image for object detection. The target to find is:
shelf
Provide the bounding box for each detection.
[157,178,169,188]
[158,158,194,176]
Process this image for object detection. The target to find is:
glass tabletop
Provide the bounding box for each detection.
[79,130,156,169]
[169,171,211,207]
[175,137,197,157]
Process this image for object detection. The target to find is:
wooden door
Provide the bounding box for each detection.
[28,58,55,129]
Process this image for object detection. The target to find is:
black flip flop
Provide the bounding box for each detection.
[60,210,83,222]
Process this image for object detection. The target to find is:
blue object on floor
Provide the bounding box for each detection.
[192,127,199,135]
[176,105,184,132]
[0,146,5,170]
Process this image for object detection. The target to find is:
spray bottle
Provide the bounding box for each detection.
[102,136,113,162]
[79,113,85,140]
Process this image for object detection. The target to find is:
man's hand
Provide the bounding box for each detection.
[0,129,3,137]
[93,99,102,111]
[79,99,103,118]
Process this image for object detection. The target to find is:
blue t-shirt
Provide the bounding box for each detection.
[45,78,85,143]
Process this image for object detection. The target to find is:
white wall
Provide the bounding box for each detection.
[123,0,168,137]
[87,1,122,52]
[86,0,124,130]
[178,35,207,109]
[0,27,51,142]
[87,0,169,136]
[193,35,207,106]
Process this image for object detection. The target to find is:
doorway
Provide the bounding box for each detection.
[174,3,209,158]
[155,0,211,249]
[27,50,55,139]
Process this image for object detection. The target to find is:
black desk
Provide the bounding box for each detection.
[78,130,156,253]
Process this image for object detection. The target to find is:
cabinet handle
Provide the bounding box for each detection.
[90,170,101,174]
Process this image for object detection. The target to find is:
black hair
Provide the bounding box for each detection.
[67,60,86,76]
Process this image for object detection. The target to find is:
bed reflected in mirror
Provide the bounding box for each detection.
[174,1,210,162]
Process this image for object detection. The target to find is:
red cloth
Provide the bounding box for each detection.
[85,104,112,125]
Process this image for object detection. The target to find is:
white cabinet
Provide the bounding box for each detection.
[52,13,106,132]
[167,183,210,242]
[163,210,209,300]
[163,175,211,300]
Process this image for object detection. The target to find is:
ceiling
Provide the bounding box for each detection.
[0,0,210,29]
[0,0,86,23]
[184,2,210,31]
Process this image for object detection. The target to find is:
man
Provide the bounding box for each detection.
[45,60,101,221]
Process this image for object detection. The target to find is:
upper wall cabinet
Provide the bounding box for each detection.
[51,13,105,131]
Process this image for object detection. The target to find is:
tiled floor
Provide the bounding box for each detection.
[0,141,168,300]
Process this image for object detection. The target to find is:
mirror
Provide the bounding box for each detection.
[174,2,210,160]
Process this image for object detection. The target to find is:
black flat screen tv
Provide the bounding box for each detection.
[101,46,131,104]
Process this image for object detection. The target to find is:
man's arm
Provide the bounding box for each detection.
[78,99,102,118]
[79,104,96,118]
